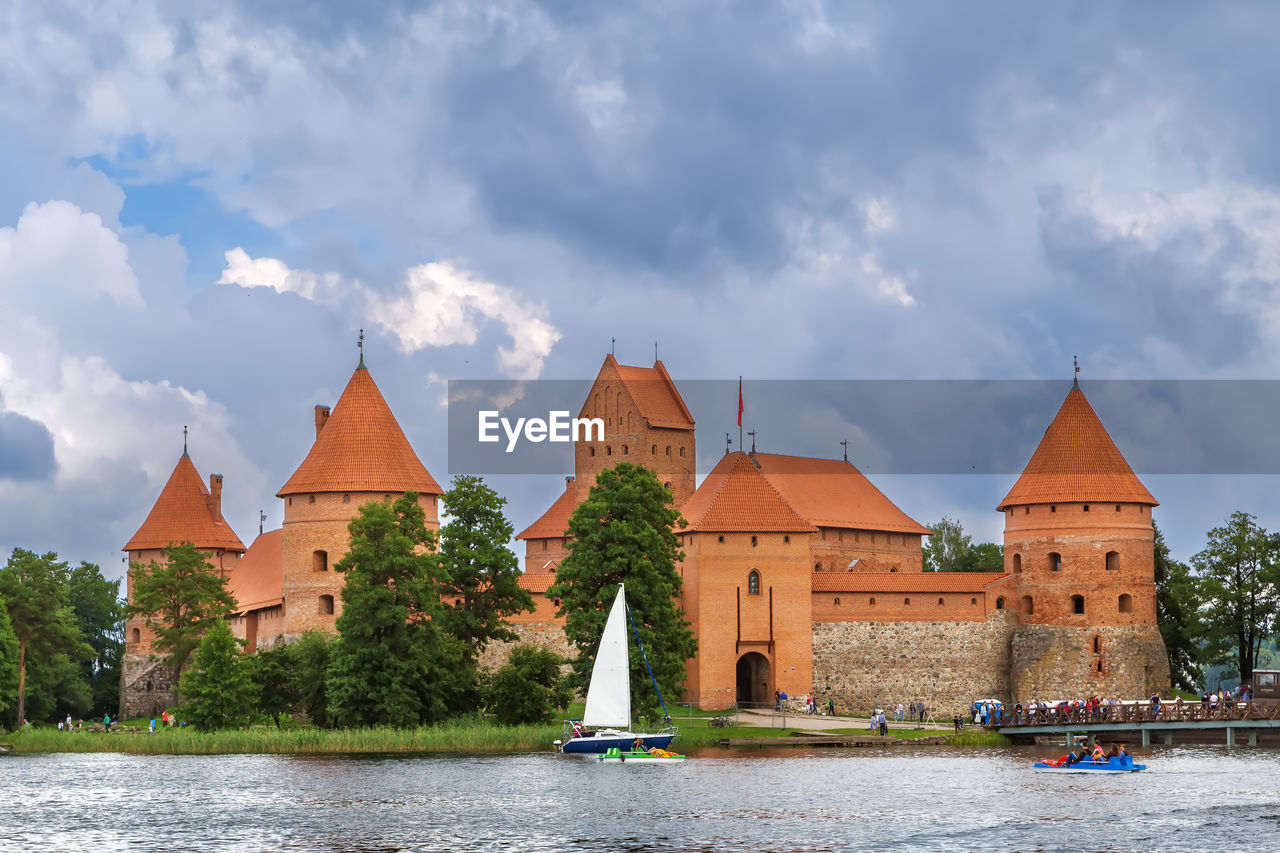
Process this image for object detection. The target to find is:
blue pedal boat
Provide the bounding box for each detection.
[1034,755,1146,773]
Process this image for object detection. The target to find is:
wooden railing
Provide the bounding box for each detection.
[997,700,1280,727]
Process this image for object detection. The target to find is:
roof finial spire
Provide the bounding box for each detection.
[1073,354,1080,388]
[840,439,848,462]
[747,429,757,455]
[611,336,616,356]
[183,424,188,456]
[259,509,266,536]
[654,340,658,363]
[358,328,365,368]
[725,432,732,456]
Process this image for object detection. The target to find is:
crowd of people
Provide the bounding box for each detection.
[998,685,1254,725]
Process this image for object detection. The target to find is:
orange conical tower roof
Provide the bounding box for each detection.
[124,453,246,551]
[998,384,1157,510]
[681,452,817,532]
[277,364,443,497]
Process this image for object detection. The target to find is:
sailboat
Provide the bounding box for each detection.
[554,584,679,755]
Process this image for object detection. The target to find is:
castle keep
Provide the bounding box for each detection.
[121,353,1170,718]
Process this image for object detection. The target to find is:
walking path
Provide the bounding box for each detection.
[734,708,956,733]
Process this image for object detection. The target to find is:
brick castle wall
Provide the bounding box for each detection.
[812,611,1017,717]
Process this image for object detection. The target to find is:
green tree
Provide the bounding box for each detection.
[0,549,91,726]
[486,645,571,725]
[247,643,297,729]
[65,561,125,715]
[1191,512,1280,685]
[1154,522,1203,691]
[326,493,473,727]
[0,601,19,724]
[292,631,336,728]
[922,517,971,572]
[178,619,254,730]
[548,463,696,721]
[126,542,236,693]
[963,542,1005,573]
[438,475,535,662]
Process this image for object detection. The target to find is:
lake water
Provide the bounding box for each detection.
[3,745,1278,851]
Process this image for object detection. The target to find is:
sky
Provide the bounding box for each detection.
[3,0,1280,580]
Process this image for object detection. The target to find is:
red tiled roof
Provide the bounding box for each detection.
[124,454,246,552]
[516,479,579,540]
[750,453,932,535]
[227,529,284,614]
[810,572,1013,592]
[998,385,1157,510]
[518,572,557,593]
[278,365,442,497]
[603,355,695,431]
[681,453,817,532]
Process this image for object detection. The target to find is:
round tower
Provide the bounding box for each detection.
[1000,382,1170,701]
[276,357,442,642]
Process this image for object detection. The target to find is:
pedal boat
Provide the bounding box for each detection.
[596,746,686,764]
[1034,755,1146,773]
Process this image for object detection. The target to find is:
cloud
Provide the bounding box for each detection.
[219,248,561,378]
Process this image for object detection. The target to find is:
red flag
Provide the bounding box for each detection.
[737,377,743,427]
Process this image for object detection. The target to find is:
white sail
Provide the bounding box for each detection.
[582,584,631,728]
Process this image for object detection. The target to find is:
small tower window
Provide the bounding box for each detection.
[313,550,328,572]
[751,536,758,547]
[1048,552,1062,572]
[1021,595,1034,615]
[1106,551,1119,571]
[971,597,977,605]
[146,679,153,692]
[623,445,628,455]
[319,594,334,615]
[783,535,790,544]
[1013,553,1022,573]
[606,445,612,456]
[679,447,685,457]
[652,445,657,454]
[814,562,822,571]
[1093,636,1101,654]
[995,597,1005,610]
[1072,594,1085,614]
[309,494,315,504]
[131,627,141,644]
[1083,504,1089,512]
[1118,593,1133,613]
[834,596,840,605]
[1115,505,1121,512]
[904,597,911,605]
[718,535,725,544]
[1050,505,1056,513]
[747,570,760,595]
[343,493,350,503]
[666,446,671,456]
[938,597,944,606]
[1024,506,1030,515]
[869,597,876,605]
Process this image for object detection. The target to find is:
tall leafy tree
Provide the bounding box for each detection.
[247,643,297,729]
[548,462,696,721]
[1154,522,1203,691]
[65,561,125,715]
[292,631,336,728]
[964,542,1005,573]
[326,493,473,727]
[0,549,91,726]
[438,475,534,662]
[0,600,19,724]
[1192,512,1280,685]
[126,542,236,693]
[178,619,255,730]
[922,517,971,572]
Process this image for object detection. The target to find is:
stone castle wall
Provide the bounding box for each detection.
[812,611,1017,716]
[476,620,576,673]
[119,654,178,719]
[1011,623,1171,701]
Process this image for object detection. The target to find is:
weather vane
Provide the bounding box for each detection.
[840,439,848,462]
[183,424,188,455]
[747,429,757,454]
[1074,354,1080,388]
[358,329,365,367]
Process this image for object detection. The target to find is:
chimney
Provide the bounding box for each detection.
[208,474,224,519]
[314,405,331,438]
[565,475,575,486]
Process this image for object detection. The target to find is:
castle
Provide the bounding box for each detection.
[120,351,1170,718]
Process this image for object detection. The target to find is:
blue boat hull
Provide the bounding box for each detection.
[560,733,676,754]
[1034,756,1146,772]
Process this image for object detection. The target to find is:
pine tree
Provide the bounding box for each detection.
[326,493,473,727]
[438,475,534,662]
[127,542,236,693]
[548,462,695,722]
[65,561,125,716]
[178,619,255,730]
[0,602,19,724]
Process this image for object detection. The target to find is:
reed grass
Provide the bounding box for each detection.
[6,719,561,756]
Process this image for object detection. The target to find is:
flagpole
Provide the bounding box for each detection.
[738,376,743,452]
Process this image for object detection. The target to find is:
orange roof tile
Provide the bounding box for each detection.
[810,572,1013,592]
[518,572,557,593]
[124,454,246,552]
[750,453,932,535]
[603,355,695,431]
[516,479,580,540]
[278,364,442,497]
[681,453,817,532]
[998,385,1157,510]
[227,529,284,614]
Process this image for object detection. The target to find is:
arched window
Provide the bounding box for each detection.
[1106,551,1120,571]
[747,570,760,595]
[995,597,1005,610]
[1118,593,1133,613]
[1093,636,1101,654]
[679,447,685,457]
[666,446,671,456]
[1048,552,1062,572]
[130,627,141,644]
[313,550,328,572]
[751,535,758,547]
[589,447,596,457]
[970,597,977,605]
[834,596,840,605]
[652,445,657,455]
[606,445,612,456]
[869,597,876,605]
[343,493,350,503]
[814,562,822,571]
[622,445,628,455]
[937,597,944,605]
[1071,594,1085,614]
[1013,553,1022,573]
[319,594,335,615]
[1020,595,1034,615]
[904,597,911,605]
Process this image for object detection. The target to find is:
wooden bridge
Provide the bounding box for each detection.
[995,700,1280,747]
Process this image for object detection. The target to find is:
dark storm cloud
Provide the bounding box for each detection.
[0,406,56,482]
